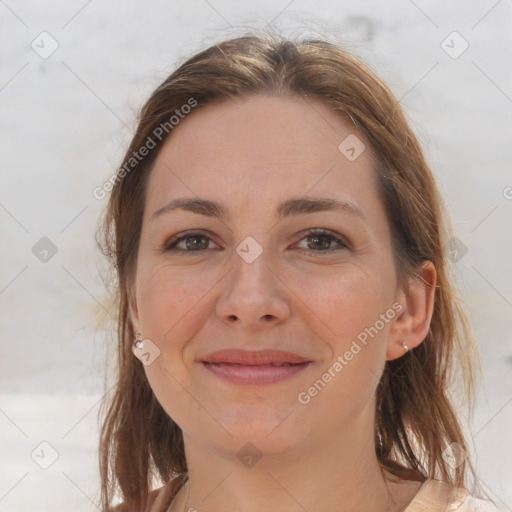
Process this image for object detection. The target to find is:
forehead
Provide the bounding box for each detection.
[145,94,382,222]
[155,94,371,166]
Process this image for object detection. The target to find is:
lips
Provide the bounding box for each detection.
[198,349,313,384]
[200,349,311,366]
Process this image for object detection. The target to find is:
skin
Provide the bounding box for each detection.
[129,94,436,512]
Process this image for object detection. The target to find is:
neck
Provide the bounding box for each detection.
[171,411,406,512]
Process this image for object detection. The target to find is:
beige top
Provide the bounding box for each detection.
[402,479,500,511]
[145,478,500,512]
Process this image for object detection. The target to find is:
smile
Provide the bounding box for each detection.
[200,361,312,385]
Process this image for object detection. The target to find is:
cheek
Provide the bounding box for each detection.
[137,267,217,424]
[293,266,391,415]
[136,263,221,372]
[292,264,392,350]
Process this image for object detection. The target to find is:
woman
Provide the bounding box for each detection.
[96,31,501,512]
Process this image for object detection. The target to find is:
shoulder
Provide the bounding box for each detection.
[455,494,504,512]
[409,479,502,512]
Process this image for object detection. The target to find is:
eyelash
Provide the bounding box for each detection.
[162,229,350,256]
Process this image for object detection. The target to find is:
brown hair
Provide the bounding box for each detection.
[96,29,486,512]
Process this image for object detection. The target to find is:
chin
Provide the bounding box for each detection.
[212,404,308,453]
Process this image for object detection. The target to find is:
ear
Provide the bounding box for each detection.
[386,260,436,361]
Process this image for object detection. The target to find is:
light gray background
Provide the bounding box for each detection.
[1,1,511,511]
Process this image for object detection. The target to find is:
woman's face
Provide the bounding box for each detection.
[130,94,406,456]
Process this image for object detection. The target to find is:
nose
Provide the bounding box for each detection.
[215,247,291,329]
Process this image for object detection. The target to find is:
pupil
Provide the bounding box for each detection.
[187,236,207,250]
[309,235,330,250]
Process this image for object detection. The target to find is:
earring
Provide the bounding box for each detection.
[402,340,409,353]
[134,331,144,349]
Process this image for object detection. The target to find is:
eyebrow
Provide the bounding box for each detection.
[150,196,367,223]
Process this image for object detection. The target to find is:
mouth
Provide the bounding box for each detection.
[200,348,312,366]
[200,361,312,385]
[198,349,314,384]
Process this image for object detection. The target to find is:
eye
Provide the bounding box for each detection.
[163,231,219,253]
[295,229,350,255]
[162,229,350,255]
